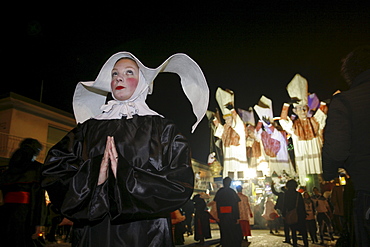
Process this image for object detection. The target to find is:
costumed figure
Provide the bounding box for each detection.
[238,107,263,168]
[261,195,279,234]
[213,88,248,180]
[236,185,253,242]
[254,95,294,177]
[279,74,327,186]
[207,109,224,175]
[0,138,45,247]
[42,52,209,246]
[207,152,222,178]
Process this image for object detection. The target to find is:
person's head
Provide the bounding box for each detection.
[312,187,320,195]
[20,138,42,157]
[223,177,232,188]
[236,185,243,192]
[303,191,310,199]
[285,179,298,190]
[341,46,370,86]
[292,104,309,120]
[111,58,140,101]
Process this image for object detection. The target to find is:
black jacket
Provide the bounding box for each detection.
[322,69,370,191]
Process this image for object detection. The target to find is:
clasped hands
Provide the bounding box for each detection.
[98,136,118,185]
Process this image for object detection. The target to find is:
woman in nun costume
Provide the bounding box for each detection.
[42,52,209,247]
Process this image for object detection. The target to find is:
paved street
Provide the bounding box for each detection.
[180,228,338,246]
[46,227,338,247]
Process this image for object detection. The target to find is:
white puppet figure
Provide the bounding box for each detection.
[212,87,248,180]
[238,107,262,168]
[279,74,327,186]
[254,95,295,177]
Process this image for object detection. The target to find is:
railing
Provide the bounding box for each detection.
[0,132,54,165]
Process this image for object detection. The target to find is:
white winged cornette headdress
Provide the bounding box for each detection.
[73,52,209,133]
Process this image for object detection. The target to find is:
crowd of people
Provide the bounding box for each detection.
[0,46,369,247]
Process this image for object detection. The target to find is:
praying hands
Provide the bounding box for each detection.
[98,136,118,185]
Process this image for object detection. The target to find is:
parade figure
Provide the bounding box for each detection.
[254,95,294,177]
[42,52,209,246]
[238,107,262,168]
[279,74,327,186]
[214,177,243,247]
[0,138,45,247]
[213,88,248,180]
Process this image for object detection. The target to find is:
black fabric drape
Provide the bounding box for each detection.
[42,115,194,246]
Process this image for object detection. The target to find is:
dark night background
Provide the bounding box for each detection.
[4,2,370,163]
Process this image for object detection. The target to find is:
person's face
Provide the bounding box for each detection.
[111,59,139,101]
[293,105,309,120]
[313,188,319,195]
[303,192,309,199]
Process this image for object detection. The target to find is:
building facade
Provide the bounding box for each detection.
[0,93,76,167]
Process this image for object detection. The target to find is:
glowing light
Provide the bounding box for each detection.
[232,180,242,186]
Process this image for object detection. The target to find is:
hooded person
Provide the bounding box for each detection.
[42,52,209,247]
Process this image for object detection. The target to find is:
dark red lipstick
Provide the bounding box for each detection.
[115,86,124,90]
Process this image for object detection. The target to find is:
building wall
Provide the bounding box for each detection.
[0,93,76,166]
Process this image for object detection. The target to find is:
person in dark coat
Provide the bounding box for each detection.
[182,198,195,236]
[283,179,308,247]
[0,138,45,247]
[192,194,212,245]
[213,177,242,247]
[272,181,290,244]
[322,46,370,247]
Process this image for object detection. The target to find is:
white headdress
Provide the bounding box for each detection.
[73,52,209,133]
[215,87,234,117]
[253,95,273,123]
[286,74,308,107]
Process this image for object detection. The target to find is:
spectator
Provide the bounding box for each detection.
[192,194,212,245]
[331,178,345,234]
[283,179,309,247]
[311,187,334,244]
[272,181,290,244]
[182,199,195,236]
[0,138,45,247]
[322,46,370,246]
[214,177,243,247]
[171,209,186,245]
[303,191,318,244]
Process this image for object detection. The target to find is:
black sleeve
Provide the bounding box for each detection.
[109,122,194,220]
[322,94,351,181]
[42,124,108,222]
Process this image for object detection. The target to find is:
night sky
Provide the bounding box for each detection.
[5,3,370,163]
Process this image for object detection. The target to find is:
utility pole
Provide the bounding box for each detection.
[40,80,44,103]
